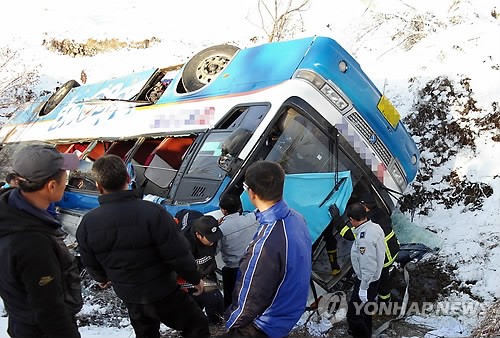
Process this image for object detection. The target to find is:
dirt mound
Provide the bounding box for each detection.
[292,255,455,337]
[77,274,129,328]
[43,37,161,57]
[392,256,457,304]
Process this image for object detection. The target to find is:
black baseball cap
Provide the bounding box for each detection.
[13,144,79,182]
[175,209,204,232]
[193,215,223,243]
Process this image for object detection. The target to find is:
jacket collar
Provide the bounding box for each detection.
[98,189,141,205]
[8,188,60,226]
[255,199,290,225]
[0,188,63,236]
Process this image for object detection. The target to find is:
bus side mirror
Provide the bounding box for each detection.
[218,128,252,174]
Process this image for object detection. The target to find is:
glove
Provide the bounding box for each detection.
[358,289,368,303]
[328,204,340,219]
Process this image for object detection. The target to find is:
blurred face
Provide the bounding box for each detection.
[8,178,19,187]
[244,182,257,208]
[196,232,214,246]
[47,170,68,202]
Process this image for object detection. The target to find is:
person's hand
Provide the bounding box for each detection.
[329,204,340,219]
[98,281,111,289]
[192,280,204,296]
[358,289,368,303]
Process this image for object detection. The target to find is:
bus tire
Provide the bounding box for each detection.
[40,79,80,116]
[181,44,239,92]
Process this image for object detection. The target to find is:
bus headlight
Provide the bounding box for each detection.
[295,70,349,112]
[295,69,325,88]
[388,160,407,191]
[321,83,349,110]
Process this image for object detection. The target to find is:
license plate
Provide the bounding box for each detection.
[377,95,400,129]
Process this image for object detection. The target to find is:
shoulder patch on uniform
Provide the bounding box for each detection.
[39,276,54,286]
[360,232,365,239]
[359,247,366,255]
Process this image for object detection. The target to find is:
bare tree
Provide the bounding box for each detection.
[0,47,40,111]
[257,0,312,42]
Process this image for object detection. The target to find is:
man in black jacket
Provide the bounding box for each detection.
[76,154,209,338]
[0,144,82,338]
[179,213,224,324]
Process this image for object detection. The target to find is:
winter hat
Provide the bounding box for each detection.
[193,215,223,243]
[13,144,79,182]
[175,209,204,232]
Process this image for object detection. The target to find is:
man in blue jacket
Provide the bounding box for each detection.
[225,161,312,337]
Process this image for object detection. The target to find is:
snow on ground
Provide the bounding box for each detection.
[0,0,499,336]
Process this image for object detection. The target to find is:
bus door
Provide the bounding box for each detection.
[236,100,369,291]
[176,131,229,200]
[240,103,355,237]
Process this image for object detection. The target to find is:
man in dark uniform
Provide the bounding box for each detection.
[176,212,224,324]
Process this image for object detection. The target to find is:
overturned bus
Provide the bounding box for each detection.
[0,36,419,294]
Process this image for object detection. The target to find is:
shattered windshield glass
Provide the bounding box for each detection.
[186,132,230,180]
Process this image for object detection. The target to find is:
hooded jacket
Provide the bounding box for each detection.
[0,188,82,338]
[76,189,201,304]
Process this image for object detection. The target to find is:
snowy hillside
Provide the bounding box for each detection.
[1,0,499,336]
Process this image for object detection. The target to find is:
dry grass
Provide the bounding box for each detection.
[472,300,500,337]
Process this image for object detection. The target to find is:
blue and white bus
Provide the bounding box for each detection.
[0,36,419,292]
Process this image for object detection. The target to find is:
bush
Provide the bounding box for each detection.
[0,47,40,112]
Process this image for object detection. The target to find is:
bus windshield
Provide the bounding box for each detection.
[263,108,349,174]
